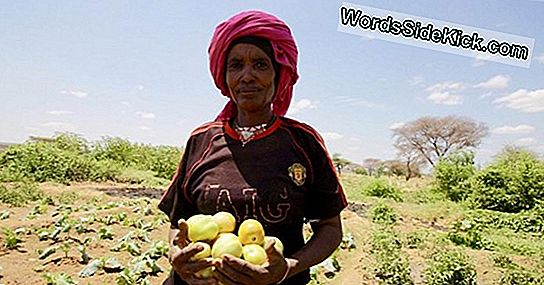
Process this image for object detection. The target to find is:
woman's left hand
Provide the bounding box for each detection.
[213,240,290,285]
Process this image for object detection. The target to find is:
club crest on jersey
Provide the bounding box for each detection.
[288,163,306,186]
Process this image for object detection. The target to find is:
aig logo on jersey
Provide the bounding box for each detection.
[288,163,306,186]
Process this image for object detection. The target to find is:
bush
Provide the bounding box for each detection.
[468,147,544,213]
[364,178,403,201]
[371,230,413,285]
[0,182,43,207]
[424,250,477,285]
[433,151,476,202]
[370,202,398,226]
[447,219,493,250]
[500,267,544,285]
[0,133,181,185]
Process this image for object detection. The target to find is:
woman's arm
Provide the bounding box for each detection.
[284,214,343,280]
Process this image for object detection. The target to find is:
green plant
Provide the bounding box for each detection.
[0,181,42,207]
[433,151,476,202]
[364,178,403,201]
[447,219,493,250]
[424,250,477,285]
[371,230,413,285]
[2,227,21,249]
[468,147,544,213]
[370,202,398,226]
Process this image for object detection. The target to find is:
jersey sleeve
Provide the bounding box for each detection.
[301,127,348,220]
[158,136,199,228]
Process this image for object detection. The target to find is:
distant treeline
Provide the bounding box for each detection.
[0,133,182,186]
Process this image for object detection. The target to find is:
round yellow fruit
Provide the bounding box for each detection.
[189,241,211,261]
[242,244,267,265]
[264,236,284,255]
[213,211,236,233]
[238,219,265,245]
[186,214,219,242]
[196,266,214,278]
[211,233,243,259]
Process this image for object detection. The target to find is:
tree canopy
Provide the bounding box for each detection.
[392,116,488,167]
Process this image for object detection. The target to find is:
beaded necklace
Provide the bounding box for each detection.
[233,117,275,147]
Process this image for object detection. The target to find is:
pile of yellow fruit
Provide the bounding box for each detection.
[184,211,284,278]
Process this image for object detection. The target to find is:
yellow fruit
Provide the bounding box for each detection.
[213,211,236,233]
[189,241,211,261]
[264,236,284,255]
[238,219,265,245]
[211,233,243,259]
[242,244,267,265]
[195,266,214,278]
[186,214,219,242]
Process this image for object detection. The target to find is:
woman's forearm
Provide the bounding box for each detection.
[285,215,343,279]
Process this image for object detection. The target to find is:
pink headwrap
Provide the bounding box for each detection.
[208,10,299,121]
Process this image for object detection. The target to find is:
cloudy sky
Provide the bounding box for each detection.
[1,0,543,166]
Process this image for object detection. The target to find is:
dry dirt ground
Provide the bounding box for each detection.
[0,182,533,285]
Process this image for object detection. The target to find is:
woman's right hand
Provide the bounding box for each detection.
[169,219,218,285]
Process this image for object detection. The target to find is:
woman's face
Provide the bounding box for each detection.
[226,43,276,115]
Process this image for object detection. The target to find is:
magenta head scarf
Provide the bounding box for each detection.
[208,10,299,121]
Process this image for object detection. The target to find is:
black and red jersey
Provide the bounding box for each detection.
[159,116,347,285]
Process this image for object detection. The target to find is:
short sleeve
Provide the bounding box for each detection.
[158,138,199,228]
[302,130,348,220]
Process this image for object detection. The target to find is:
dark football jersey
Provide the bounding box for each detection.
[159,116,347,285]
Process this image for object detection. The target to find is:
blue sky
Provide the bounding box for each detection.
[1,0,543,166]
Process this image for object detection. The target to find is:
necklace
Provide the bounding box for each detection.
[233,118,273,147]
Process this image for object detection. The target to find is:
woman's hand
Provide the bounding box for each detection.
[213,240,290,285]
[169,219,218,285]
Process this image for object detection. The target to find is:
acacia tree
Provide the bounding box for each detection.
[392,116,488,168]
[332,153,350,175]
[362,158,382,176]
[395,139,426,180]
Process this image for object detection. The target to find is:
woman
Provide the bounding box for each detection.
[159,10,347,285]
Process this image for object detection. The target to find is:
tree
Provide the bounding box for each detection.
[362,158,382,176]
[332,153,350,175]
[392,116,488,168]
[395,139,426,180]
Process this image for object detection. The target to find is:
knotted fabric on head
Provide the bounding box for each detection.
[208,10,299,121]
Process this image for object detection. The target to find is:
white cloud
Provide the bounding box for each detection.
[515,137,536,146]
[389,122,405,130]
[474,75,510,89]
[492,124,535,134]
[137,85,145,91]
[334,96,387,109]
[121,101,131,106]
[472,53,492,67]
[494,89,544,113]
[536,53,544,64]
[136,111,156,119]
[425,82,464,105]
[322,132,344,141]
[139,126,151,130]
[61,90,88,98]
[47,110,73,115]
[479,91,493,99]
[287,99,317,115]
[408,76,424,86]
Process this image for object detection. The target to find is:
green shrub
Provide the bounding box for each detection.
[433,151,476,202]
[447,219,493,250]
[370,202,398,226]
[364,178,403,201]
[0,182,43,207]
[371,230,413,285]
[424,250,477,285]
[500,268,544,285]
[468,147,544,213]
[0,133,181,184]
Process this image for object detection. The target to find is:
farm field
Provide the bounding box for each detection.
[1,174,543,285]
